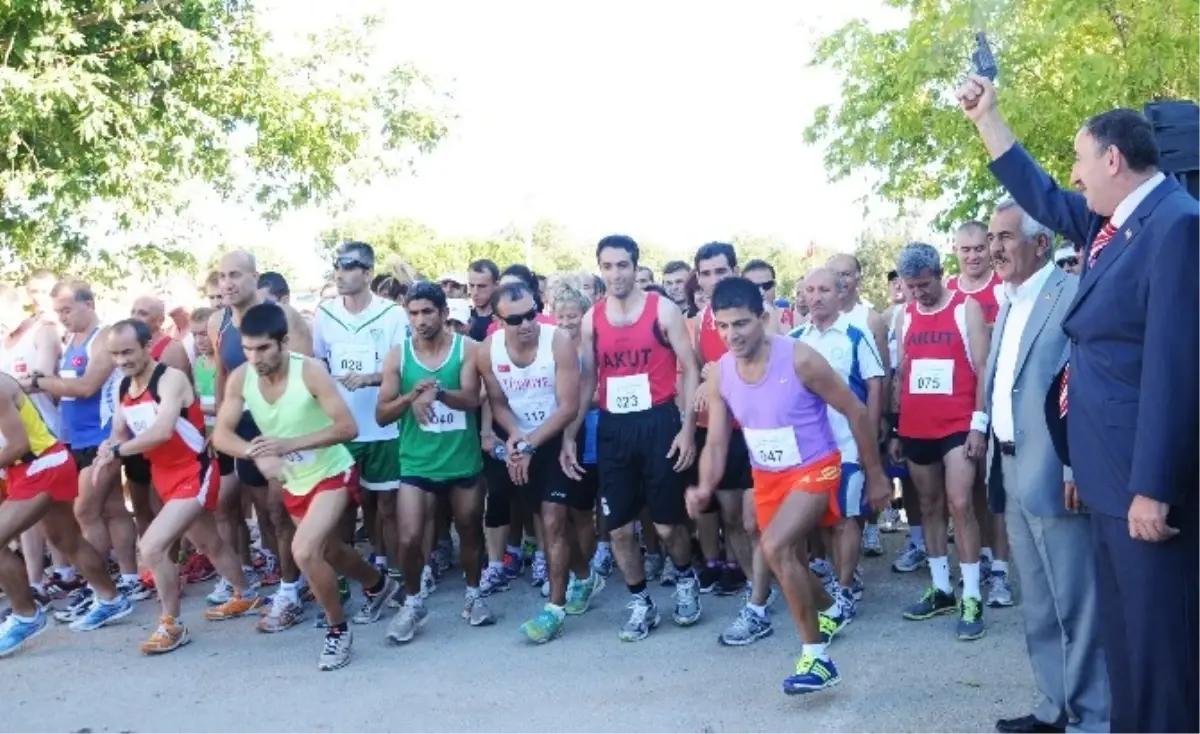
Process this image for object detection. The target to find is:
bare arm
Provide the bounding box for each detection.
[285,306,314,357]
[285,360,357,451]
[118,368,191,456]
[794,342,883,476]
[159,340,191,376]
[0,391,31,468]
[964,298,991,415]
[38,327,113,399]
[31,325,60,376]
[212,365,253,459]
[865,309,891,414]
[527,329,581,448]
[661,300,699,432]
[437,339,482,411]
[208,310,227,412]
[695,366,731,495]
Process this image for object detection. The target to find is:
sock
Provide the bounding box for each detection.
[279,581,299,603]
[120,573,139,586]
[375,555,388,568]
[801,642,828,661]
[992,559,1009,575]
[597,541,612,554]
[930,556,951,593]
[961,562,982,600]
[488,560,504,571]
[706,559,721,569]
[628,580,648,598]
[534,550,545,562]
[366,573,386,596]
[980,547,994,564]
[55,566,76,582]
[546,603,566,619]
[747,603,767,617]
[465,585,479,596]
[505,544,521,557]
[822,600,841,617]
[909,525,926,550]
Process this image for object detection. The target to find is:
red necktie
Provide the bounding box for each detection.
[1059,221,1118,416]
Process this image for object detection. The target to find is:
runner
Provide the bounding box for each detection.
[477,280,602,643]
[213,302,397,670]
[95,319,259,654]
[312,242,407,629]
[0,372,132,657]
[891,242,991,641]
[946,222,1006,324]
[563,234,701,641]
[377,282,491,642]
[686,276,888,694]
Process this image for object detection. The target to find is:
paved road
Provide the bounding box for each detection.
[2,531,1032,733]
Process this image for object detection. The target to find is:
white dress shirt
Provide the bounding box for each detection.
[991,260,1056,443]
[1111,172,1166,227]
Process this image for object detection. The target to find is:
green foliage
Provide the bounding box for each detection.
[806,0,1200,231]
[202,242,295,283]
[853,229,910,310]
[1,0,450,284]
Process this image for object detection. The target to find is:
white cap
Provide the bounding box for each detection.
[439,272,468,285]
[446,298,471,324]
[1054,246,1076,263]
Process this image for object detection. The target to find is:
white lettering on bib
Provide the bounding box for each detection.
[330,343,375,377]
[606,374,651,414]
[742,427,803,469]
[123,402,158,437]
[909,358,954,396]
[419,400,467,433]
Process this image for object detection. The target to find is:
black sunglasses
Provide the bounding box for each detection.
[501,309,539,326]
[334,256,370,271]
[756,280,776,292]
[1057,258,1078,268]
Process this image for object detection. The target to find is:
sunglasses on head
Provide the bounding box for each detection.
[501,309,539,326]
[756,280,776,292]
[334,256,369,271]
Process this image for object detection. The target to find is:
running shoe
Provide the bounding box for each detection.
[318,627,352,671]
[353,576,400,625]
[204,592,261,621]
[530,555,548,589]
[206,578,233,605]
[43,572,85,600]
[878,507,902,532]
[53,587,94,624]
[386,599,427,644]
[892,543,928,573]
[257,593,306,633]
[986,571,1015,608]
[819,610,849,645]
[0,607,47,657]
[672,574,702,626]
[719,605,773,646]
[502,551,524,581]
[957,596,986,641]
[642,552,664,582]
[903,587,957,621]
[698,562,722,594]
[564,573,605,616]
[117,577,155,602]
[462,590,495,627]
[519,605,565,644]
[479,565,509,596]
[591,546,614,578]
[716,564,746,596]
[140,616,189,655]
[619,596,660,642]
[783,654,840,695]
[862,525,884,557]
[420,565,437,597]
[69,594,133,632]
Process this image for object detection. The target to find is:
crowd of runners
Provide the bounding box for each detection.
[0,226,1046,693]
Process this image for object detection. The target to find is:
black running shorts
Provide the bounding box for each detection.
[596,402,685,530]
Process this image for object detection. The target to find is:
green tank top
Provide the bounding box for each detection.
[194,355,217,435]
[243,353,353,495]
[398,333,481,480]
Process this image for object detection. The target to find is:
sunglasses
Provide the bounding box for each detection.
[1057,258,1078,268]
[755,280,776,292]
[334,256,370,271]
[501,309,539,326]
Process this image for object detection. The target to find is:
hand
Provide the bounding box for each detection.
[507,453,532,486]
[410,389,437,425]
[504,434,528,458]
[685,485,713,520]
[692,381,709,415]
[887,437,905,465]
[1064,479,1082,512]
[16,374,36,393]
[699,362,714,381]
[559,440,584,481]
[338,372,373,391]
[1128,494,1178,542]
[964,429,987,460]
[93,440,115,470]
[956,73,997,123]
[865,469,892,513]
[246,436,291,458]
[666,427,696,473]
[412,378,438,394]
[480,432,499,455]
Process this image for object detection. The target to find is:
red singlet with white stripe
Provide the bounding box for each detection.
[898,290,976,439]
[594,292,677,413]
[946,272,1004,325]
[696,305,739,429]
[120,364,208,491]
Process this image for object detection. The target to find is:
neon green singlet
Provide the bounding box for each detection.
[243,353,353,495]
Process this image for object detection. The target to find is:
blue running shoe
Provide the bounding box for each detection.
[0,607,48,657]
[70,594,133,632]
[783,654,841,695]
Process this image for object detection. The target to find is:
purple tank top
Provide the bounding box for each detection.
[718,334,837,471]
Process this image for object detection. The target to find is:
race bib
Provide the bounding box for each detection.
[419,400,467,433]
[123,402,157,436]
[282,450,316,467]
[517,395,557,430]
[909,358,954,396]
[60,369,78,402]
[200,396,216,429]
[330,343,375,377]
[743,427,803,469]
[606,374,651,414]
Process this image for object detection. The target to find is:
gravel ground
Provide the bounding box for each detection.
[1,531,1033,733]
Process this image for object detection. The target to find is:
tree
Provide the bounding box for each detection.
[1,1,450,284]
[202,243,295,283]
[732,233,833,297]
[805,0,1199,232]
[320,218,525,281]
[853,229,909,310]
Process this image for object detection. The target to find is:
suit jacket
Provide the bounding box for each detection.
[984,267,1078,517]
[990,144,1200,519]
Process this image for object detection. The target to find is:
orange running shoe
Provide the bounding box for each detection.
[204,592,262,621]
[140,616,190,655]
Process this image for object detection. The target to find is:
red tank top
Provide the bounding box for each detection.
[594,292,677,413]
[150,335,194,384]
[119,364,208,487]
[696,306,739,430]
[947,273,1004,325]
[898,290,977,439]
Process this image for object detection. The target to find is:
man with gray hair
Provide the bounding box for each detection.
[984,198,1108,734]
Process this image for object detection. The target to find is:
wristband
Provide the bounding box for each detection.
[970,411,989,434]
[515,440,535,456]
[112,443,123,458]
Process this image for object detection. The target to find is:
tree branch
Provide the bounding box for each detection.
[74,1,181,29]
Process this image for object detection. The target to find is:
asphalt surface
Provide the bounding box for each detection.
[1,531,1034,733]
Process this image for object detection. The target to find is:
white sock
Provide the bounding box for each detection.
[546,603,566,619]
[747,603,767,617]
[822,600,841,617]
[465,585,479,597]
[55,566,76,582]
[980,547,994,564]
[929,556,951,593]
[120,573,139,585]
[992,559,1009,575]
[488,560,504,571]
[961,562,982,600]
[280,581,299,603]
[505,544,521,556]
[909,525,925,550]
[375,556,388,568]
[534,550,546,562]
[801,642,828,660]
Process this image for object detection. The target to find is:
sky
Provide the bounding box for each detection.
[196,0,931,283]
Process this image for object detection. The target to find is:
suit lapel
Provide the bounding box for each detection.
[1013,269,1064,383]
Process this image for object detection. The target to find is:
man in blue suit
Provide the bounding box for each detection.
[958,74,1198,733]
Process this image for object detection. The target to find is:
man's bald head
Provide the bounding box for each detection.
[131,295,166,333]
[217,249,261,309]
[804,266,840,290]
[802,267,841,323]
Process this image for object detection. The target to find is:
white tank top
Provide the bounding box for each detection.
[0,322,61,437]
[490,325,558,435]
[845,302,872,334]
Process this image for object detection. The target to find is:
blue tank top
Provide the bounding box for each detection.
[218,308,246,372]
[60,328,117,448]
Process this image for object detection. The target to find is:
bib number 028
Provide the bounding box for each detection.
[338,358,364,373]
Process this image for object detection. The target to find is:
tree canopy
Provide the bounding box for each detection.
[805,0,1199,232]
[1,0,450,283]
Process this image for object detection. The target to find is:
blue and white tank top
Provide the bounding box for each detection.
[60,327,119,448]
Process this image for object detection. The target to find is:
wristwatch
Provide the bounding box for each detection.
[111,443,123,458]
[434,383,446,402]
[30,373,41,390]
[515,440,535,456]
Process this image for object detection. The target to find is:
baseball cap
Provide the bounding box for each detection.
[446,298,471,324]
[439,272,468,285]
[1054,246,1077,263]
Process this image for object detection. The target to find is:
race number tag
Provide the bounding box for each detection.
[742,427,803,469]
[606,374,651,414]
[909,359,954,395]
[282,450,315,467]
[330,343,374,377]
[123,402,158,437]
[60,369,78,402]
[419,400,467,433]
[518,395,557,430]
[201,396,216,429]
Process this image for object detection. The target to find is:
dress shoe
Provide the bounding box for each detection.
[995,714,1065,734]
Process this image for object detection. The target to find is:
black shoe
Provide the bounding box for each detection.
[698,563,722,594]
[716,564,746,596]
[995,715,1065,734]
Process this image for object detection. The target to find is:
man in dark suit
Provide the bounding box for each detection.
[958,74,1198,733]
